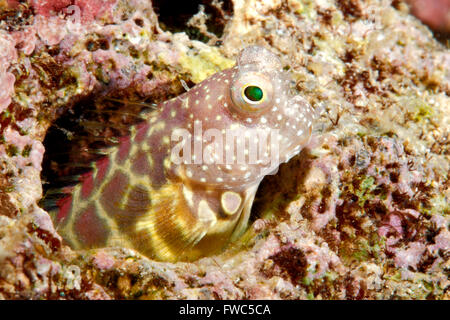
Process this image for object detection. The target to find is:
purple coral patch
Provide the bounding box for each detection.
[0,72,15,114]
[30,0,72,17]
[30,0,117,23]
[74,0,117,22]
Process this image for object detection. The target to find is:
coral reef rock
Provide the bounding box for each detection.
[0,0,448,299]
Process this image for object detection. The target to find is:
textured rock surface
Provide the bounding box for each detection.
[0,0,448,299]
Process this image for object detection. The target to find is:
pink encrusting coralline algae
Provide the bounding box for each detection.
[0,0,448,300]
[0,33,17,114]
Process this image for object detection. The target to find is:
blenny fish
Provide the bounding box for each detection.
[44,46,316,262]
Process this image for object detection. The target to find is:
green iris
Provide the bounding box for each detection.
[244,86,263,102]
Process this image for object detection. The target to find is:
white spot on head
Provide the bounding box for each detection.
[221,191,242,215]
[198,200,217,225]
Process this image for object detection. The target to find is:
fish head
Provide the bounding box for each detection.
[172,46,317,190]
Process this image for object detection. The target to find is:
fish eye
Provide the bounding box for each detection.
[243,85,264,103]
[231,72,273,115]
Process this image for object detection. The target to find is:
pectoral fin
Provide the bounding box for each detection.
[130,182,259,262]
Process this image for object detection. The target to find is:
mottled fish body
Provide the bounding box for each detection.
[46,46,316,262]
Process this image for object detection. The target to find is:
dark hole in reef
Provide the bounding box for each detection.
[433,30,450,47]
[252,148,315,224]
[134,18,144,27]
[152,0,233,43]
[85,38,110,52]
[40,91,163,199]
[0,3,34,32]
[40,70,190,207]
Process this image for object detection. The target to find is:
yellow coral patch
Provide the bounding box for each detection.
[179,46,235,83]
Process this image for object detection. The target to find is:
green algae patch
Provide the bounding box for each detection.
[235,226,269,251]
[352,234,384,263]
[341,175,378,209]
[178,47,235,83]
[412,100,433,122]
[356,176,377,207]
[289,0,317,20]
